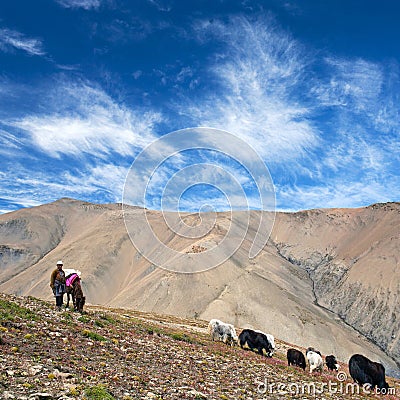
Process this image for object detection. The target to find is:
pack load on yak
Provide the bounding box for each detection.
[64,269,85,312]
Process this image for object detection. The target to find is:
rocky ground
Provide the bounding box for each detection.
[1,293,399,400]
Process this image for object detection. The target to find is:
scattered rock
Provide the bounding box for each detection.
[28,365,43,375]
[2,391,16,399]
[188,389,208,398]
[53,368,73,379]
[29,393,53,400]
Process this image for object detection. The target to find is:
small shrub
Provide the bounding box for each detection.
[147,326,162,335]
[169,332,193,343]
[94,320,104,328]
[63,312,73,321]
[84,384,115,400]
[99,314,117,324]
[69,386,79,396]
[82,329,107,342]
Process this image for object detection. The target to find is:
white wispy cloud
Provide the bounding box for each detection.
[0,130,25,155]
[314,57,400,141]
[314,57,384,112]
[64,163,129,201]
[309,57,400,208]
[0,194,42,211]
[8,80,162,158]
[321,128,388,175]
[147,0,172,12]
[0,77,165,212]
[180,16,319,163]
[0,161,128,213]
[55,0,101,10]
[0,28,45,56]
[178,16,400,211]
[277,175,399,211]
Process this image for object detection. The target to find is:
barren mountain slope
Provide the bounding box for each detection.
[0,198,399,377]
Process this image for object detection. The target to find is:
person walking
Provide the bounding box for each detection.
[50,260,66,310]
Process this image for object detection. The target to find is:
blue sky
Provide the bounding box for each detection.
[1,0,399,213]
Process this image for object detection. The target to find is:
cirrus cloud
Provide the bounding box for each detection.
[8,80,162,159]
[0,28,45,56]
[178,16,319,163]
[55,0,101,10]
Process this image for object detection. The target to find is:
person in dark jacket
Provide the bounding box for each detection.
[50,260,66,310]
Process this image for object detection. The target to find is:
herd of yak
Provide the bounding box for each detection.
[59,271,392,392]
[208,318,390,391]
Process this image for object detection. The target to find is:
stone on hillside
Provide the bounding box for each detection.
[188,389,208,398]
[28,393,54,400]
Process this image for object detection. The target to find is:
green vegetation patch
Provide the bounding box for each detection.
[63,312,73,321]
[132,319,201,345]
[168,332,194,343]
[78,315,91,323]
[0,299,37,322]
[82,329,107,342]
[98,313,118,325]
[84,384,115,400]
[94,319,105,328]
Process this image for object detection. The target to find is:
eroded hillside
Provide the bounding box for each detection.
[272,203,400,371]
